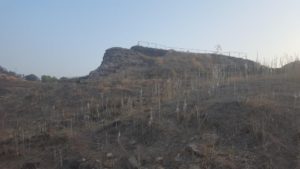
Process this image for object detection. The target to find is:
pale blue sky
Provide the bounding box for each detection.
[0,0,299,77]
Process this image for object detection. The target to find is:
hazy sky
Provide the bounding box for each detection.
[1,0,299,77]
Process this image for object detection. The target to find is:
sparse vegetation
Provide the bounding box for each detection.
[24,74,40,81]
[41,75,58,83]
[0,46,299,169]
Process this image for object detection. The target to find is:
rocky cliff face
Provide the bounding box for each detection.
[89,47,150,79]
[89,46,263,80]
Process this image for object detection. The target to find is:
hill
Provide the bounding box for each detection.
[0,47,299,169]
[282,60,300,72]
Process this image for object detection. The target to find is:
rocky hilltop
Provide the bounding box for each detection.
[89,46,263,80]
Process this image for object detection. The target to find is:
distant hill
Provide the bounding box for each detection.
[282,60,300,73]
[0,65,21,80]
[89,46,264,80]
[0,65,8,74]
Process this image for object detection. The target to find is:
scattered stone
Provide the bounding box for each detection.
[155,156,163,163]
[130,140,137,145]
[106,153,113,158]
[189,136,198,141]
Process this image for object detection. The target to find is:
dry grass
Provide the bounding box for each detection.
[0,59,300,168]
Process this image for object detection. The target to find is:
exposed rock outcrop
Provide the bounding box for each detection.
[89,46,263,80]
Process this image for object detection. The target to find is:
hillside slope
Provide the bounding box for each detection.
[0,47,299,169]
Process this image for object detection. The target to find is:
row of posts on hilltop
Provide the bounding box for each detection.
[137,41,300,68]
[137,41,248,59]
